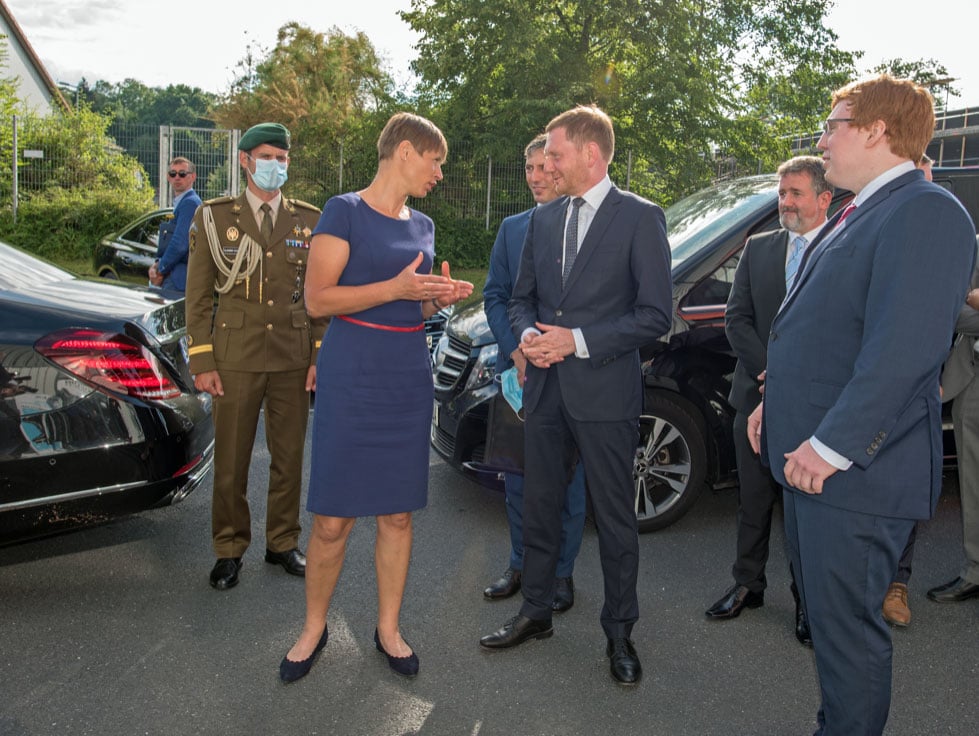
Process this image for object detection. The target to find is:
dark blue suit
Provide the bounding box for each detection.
[510,185,672,637]
[484,209,586,576]
[156,188,202,292]
[762,169,975,734]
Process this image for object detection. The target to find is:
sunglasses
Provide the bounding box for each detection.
[168,170,193,178]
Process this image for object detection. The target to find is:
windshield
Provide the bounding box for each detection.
[666,175,778,265]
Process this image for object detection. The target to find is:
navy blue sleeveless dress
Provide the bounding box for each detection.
[306,192,435,517]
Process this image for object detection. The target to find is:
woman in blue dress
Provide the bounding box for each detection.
[280,113,473,682]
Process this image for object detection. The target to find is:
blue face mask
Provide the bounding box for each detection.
[250,157,288,192]
[498,367,525,420]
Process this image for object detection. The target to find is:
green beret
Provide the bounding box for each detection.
[238,122,291,151]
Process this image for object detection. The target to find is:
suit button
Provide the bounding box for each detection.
[771,332,778,341]
[555,310,563,317]
[267,300,275,306]
[266,324,274,330]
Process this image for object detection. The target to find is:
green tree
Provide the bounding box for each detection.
[401,0,857,201]
[212,22,398,203]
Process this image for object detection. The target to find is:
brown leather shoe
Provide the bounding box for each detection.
[882,582,911,627]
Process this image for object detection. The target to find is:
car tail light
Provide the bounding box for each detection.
[35,328,182,400]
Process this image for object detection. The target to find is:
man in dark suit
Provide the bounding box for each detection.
[927,242,979,604]
[149,156,202,293]
[705,156,830,650]
[748,76,976,734]
[479,105,673,686]
[482,134,587,611]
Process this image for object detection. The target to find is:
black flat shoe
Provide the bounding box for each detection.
[705,584,764,619]
[552,576,575,613]
[279,627,329,684]
[484,568,521,599]
[374,629,419,677]
[265,548,306,577]
[479,614,553,649]
[607,637,642,685]
[209,557,242,590]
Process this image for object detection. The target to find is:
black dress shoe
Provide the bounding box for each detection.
[279,627,329,684]
[374,629,419,677]
[479,614,553,649]
[265,548,306,577]
[795,600,813,647]
[705,584,764,619]
[552,577,575,613]
[607,637,642,685]
[484,568,521,599]
[209,557,242,590]
[927,576,979,602]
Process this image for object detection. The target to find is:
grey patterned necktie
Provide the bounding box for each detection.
[562,197,585,286]
[785,235,806,289]
[260,202,273,242]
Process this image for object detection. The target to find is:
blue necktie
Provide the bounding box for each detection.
[785,234,806,289]
[562,197,585,286]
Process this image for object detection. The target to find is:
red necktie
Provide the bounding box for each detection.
[835,202,856,228]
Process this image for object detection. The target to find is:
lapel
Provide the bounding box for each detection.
[561,186,621,297]
[770,230,789,303]
[271,198,299,245]
[235,192,263,244]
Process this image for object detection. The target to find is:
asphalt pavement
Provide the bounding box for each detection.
[1,417,976,736]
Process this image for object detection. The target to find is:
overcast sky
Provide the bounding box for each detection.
[8,0,976,110]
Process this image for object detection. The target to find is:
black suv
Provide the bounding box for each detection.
[431,168,979,531]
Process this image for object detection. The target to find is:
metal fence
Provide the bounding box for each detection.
[2,117,648,232]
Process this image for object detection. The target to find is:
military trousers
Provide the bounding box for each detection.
[210,366,310,558]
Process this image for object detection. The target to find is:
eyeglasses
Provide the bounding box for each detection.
[822,118,855,135]
[168,170,193,178]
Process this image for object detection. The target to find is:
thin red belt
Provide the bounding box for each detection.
[336,314,424,332]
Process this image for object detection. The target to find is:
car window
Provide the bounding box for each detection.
[666,176,778,266]
[683,253,742,307]
[122,214,170,246]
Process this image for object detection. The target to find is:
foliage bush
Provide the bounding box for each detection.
[0,186,153,261]
[0,107,155,261]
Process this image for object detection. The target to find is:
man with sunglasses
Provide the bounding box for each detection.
[185,122,325,591]
[149,157,200,292]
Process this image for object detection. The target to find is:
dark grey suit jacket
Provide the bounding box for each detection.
[941,238,979,401]
[509,185,673,421]
[725,229,788,414]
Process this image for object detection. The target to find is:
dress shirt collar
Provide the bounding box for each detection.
[853,161,916,207]
[173,189,195,208]
[576,174,613,212]
[245,188,282,224]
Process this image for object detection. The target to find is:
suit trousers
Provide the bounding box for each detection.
[952,376,979,584]
[784,489,914,736]
[504,462,587,577]
[732,411,784,592]
[211,367,309,558]
[519,369,640,638]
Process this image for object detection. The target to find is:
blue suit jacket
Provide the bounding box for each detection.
[157,189,202,291]
[762,170,976,519]
[484,208,533,371]
[509,186,673,422]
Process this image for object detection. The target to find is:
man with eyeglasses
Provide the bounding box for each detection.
[747,76,975,734]
[185,122,326,591]
[149,157,200,292]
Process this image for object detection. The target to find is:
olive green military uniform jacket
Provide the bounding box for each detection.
[185,192,326,374]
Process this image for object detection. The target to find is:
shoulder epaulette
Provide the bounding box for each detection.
[204,195,236,206]
[288,198,321,212]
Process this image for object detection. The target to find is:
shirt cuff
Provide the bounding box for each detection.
[572,328,589,358]
[810,435,853,470]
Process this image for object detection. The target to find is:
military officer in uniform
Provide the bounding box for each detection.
[185,122,326,590]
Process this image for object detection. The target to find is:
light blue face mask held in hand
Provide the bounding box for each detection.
[498,366,525,420]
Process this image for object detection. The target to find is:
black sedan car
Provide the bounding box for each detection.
[93,208,173,281]
[1,241,214,544]
[432,167,979,532]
